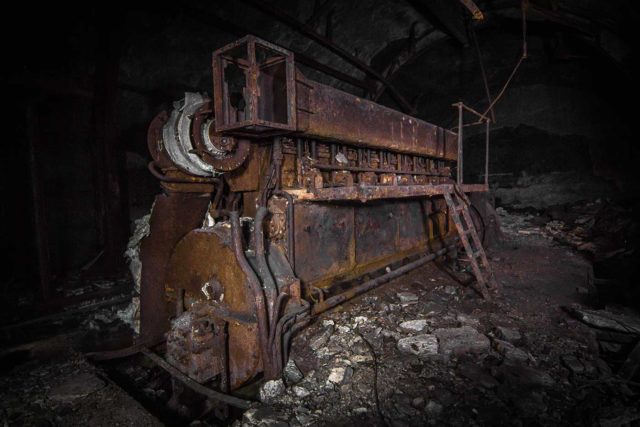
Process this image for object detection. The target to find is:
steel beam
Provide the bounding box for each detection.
[240,0,415,113]
[181,6,372,92]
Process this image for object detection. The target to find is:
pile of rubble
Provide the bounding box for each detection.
[565,304,640,382]
[497,198,637,263]
[0,353,162,426]
[541,199,636,262]
[232,258,639,427]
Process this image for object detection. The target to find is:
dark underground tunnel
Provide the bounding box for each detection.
[1,1,639,425]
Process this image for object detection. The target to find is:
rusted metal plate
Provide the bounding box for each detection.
[286,183,486,202]
[164,226,261,389]
[428,209,449,242]
[212,35,297,134]
[138,192,211,346]
[293,203,354,283]
[286,183,456,202]
[355,202,397,265]
[296,74,457,160]
[211,36,456,160]
[225,143,269,192]
[396,200,429,251]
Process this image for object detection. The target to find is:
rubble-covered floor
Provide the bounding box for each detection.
[246,211,640,426]
[2,207,639,426]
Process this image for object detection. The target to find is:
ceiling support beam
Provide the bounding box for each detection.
[406,0,469,46]
[459,0,484,21]
[181,6,373,93]
[240,0,415,113]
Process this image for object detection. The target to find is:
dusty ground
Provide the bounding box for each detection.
[1,209,638,426]
[0,351,163,426]
[241,214,639,426]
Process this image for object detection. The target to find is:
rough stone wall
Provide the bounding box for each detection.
[383,27,635,208]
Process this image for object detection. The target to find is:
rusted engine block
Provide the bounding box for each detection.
[138,35,489,399]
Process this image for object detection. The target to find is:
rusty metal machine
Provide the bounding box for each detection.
[134,35,498,406]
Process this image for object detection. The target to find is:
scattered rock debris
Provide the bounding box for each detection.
[0,354,162,426]
[236,208,639,426]
[2,205,638,426]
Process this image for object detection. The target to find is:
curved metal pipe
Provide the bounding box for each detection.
[282,317,311,366]
[254,206,278,324]
[141,348,253,409]
[268,292,289,349]
[270,300,310,373]
[274,316,296,374]
[147,161,218,184]
[230,211,274,378]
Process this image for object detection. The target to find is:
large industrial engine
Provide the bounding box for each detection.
[137,35,496,402]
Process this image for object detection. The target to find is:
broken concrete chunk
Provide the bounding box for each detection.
[496,326,522,343]
[259,379,285,403]
[350,354,373,363]
[493,339,529,363]
[48,372,106,402]
[457,363,500,389]
[310,325,334,351]
[411,397,426,409]
[561,355,585,375]
[342,366,354,384]
[283,359,304,385]
[397,334,439,357]
[327,367,346,384]
[295,411,316,426]
[353,316,368,326]
[400,319,428,332]
[292,386,311,398]
[397,292,419,304]
[425,400,443,416]
[435,326,490,355]
[456,314,480,327]
[497,364,555,388]
[443,286,458,295]
[243,406,287,426]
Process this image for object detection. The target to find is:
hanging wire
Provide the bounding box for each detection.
[480,0,528,118]
[470,25,496,122]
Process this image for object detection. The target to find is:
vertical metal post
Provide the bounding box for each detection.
[457,103,464,184]
[485,119,490,186]
[26,102,51,300]
[90,11,128,273]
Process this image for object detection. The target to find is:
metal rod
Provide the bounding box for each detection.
[460,0,484,20]
[254,207,278,324]
[182,6,372,92]
[471,27,495,122]
[141,348,253,409]
[272,191,295,267]
[26,102,51,300]
[452,101,489,122]
[147,161,217,184]
[230,212,274,378]
[485,119,490,186]
[312,246,453,315]
[313,163,434,175]
[457,103,464,185]
[241,0,415,113]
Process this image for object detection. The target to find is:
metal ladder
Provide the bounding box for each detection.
[443,184,499,300]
